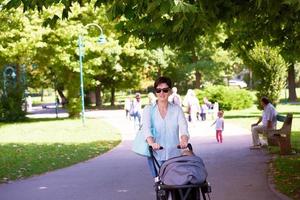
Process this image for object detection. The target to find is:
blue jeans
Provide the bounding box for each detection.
[132,112,141,125]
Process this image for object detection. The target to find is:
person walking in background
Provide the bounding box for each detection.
[168,87,182,106]
[200,104,208,121]
[26,95,33,111]
[211,110,224,143]
[124,97,132,119]
[183,89,200,123]
[213,102,219,119]
[130,93,142,128]
[250,97,277,149]
[141,76,189,177]
[148,92,156,105]
[203,97,212,109]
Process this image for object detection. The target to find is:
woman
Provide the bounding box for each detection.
[183,89,200,123]
[141,77,189,177]
[147,92,156,105]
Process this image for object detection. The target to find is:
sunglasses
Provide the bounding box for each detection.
[155,88,170,93]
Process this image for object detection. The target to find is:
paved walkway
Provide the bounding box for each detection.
[0,109,282,200]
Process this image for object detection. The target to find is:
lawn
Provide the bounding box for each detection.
[225,103,300,199]
[0,118,121,183]
[273,156,300,200]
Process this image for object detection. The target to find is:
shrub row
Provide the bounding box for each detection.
[195,85,254,111]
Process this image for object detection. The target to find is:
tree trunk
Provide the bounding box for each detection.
[157,67,162,78]
[192,48,201,88]
[40,88,44,102]
[57,89,67,106]
[195,71,201,88]
[287,63,297,102]
[95,85,102,108]
[249,69,253,89]
[110,86,115,106]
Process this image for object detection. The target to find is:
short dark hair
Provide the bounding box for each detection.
[154,76,172,89]
[261,97,270,105]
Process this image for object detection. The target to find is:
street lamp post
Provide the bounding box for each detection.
[3,65,17,96]
[78,23,107,125]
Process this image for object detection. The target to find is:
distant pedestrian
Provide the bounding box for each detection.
[213,102,219,119]
[200,104,208,121]
[183,89,200,123]
[211,110,224,143]
[148,92,156,105]
[26,96,32,111]
[168,87,182,106]
[124,98,132,119]
[203,97,212,109]
[130,93,142,127]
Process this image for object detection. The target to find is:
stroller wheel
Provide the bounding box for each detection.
[157,189,168,200]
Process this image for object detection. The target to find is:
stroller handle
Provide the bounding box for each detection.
[177,143,193,151]
[149,145,163,151]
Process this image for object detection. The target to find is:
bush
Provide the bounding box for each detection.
[247,42,288,107]
[195,85,253,111]
[0,86,26,122]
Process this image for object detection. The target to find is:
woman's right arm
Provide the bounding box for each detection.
[141,105,161,150]
[177,106,189,148]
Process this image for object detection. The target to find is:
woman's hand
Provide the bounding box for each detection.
[179,135,189,149]
[150,143,161,150]
[147,137,161,150]
[179,140,188,149]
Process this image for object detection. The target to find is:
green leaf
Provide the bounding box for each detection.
[42,15,60,28]
[62,8,70,20]
[171,2,197,13]
[94,0,102,8]
[3,0,22,10]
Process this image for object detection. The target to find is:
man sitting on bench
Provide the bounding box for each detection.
[250,97,278,150]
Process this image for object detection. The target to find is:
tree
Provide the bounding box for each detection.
[32,3,147,110]
[3,0,299,102]
[222,0,300,101]
[248,42,288,106]
[0,8,45,120]
[0,3,152,117]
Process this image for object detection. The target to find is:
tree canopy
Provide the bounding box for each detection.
[0,0,299,119]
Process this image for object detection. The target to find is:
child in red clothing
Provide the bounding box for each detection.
[211,110,224,143]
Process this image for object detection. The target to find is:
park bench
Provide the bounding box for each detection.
[266,113,293,155]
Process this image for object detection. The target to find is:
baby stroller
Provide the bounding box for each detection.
[149,144,211,200]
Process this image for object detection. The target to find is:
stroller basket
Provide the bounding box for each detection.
[149,144,211,200]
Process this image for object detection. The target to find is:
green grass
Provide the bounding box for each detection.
[273,156,300,200]
[0,118,121,183]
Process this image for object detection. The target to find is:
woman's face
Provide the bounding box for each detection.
[155,83,170,102]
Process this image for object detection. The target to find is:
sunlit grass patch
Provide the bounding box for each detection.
[0,118,121,183]
[0,118,120,144]
[0,141,119,183]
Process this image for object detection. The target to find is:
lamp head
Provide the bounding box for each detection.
[11,71,16,79]
[98,34,107,44]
